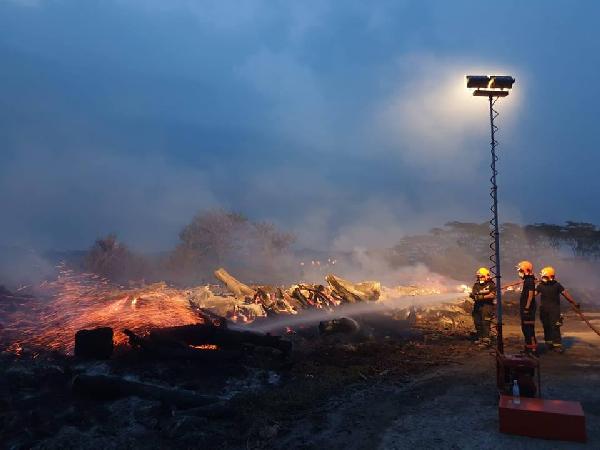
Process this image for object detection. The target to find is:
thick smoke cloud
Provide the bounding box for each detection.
[0,146,217,251]
[1,0,599,264]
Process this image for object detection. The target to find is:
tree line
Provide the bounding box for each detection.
[84,209,296,285]
[84,212,600,286]
[387,221,600,281]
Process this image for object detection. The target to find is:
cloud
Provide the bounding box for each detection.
[116,0,264,29]
[235,48,334,149]
[118,0,331,38]
[3,0,43,7]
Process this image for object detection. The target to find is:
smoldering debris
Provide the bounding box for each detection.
[0,265,471,356]
[0,264,503,450]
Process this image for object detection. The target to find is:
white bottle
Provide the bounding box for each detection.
[512,380,521,405]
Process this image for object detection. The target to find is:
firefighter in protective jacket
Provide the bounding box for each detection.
[470,267,497,346]
[536,266,578,353]
[516,261,537,354]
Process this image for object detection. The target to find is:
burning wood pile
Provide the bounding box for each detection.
[0,266,479,449]
[0,263,472,358]
[209,268,382,322]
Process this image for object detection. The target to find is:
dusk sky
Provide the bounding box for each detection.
[1,0,599,252]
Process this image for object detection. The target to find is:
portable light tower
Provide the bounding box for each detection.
[466,75,515,354]
[467,77,588,443]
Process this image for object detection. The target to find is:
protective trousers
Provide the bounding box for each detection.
[472,301,494,339]
[520,305,537,351]
[540,305,562,348]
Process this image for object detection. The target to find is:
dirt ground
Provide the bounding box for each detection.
[1,308,599,449]
[273,312,600,450]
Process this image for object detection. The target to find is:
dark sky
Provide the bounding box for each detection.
[1,0,599,252]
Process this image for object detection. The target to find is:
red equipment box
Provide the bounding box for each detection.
[499,395,586,442]
[497,353,540,397]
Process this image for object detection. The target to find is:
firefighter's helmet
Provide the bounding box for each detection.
[540,266,556,280]
[476,267,491,280]
[516,260,534,274]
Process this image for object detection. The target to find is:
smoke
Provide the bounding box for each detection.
[0,146,218,252]
[0,246,55,290]
[372,53,523,179]
[0,0,526,258]
[2,0,599,298]
[554,260,600,299]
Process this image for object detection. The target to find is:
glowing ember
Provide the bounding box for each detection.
[1,262,465,356]
[189,344,218,350]
[2,263,204,354]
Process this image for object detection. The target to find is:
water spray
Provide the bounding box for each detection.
[244,291,466,334]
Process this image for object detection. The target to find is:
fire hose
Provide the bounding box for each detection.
[567,302,600,338]
[501,280,523,291]
[499,280,600,338]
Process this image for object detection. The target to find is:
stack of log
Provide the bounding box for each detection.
[207,268,382,322]
[206,270,475,331]
[325,274,380,303]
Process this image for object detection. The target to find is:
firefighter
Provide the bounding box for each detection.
[469,267,496,346]
[516,261,537,355]
[536,266,579,353]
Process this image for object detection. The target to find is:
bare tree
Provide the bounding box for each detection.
[84,234,142,281]
[388,221,600,280]
[177,210,248,267]
[169,209,296,283]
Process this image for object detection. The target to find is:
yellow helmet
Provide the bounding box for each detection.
[516,260,533,274]
[476,267,491,279]
[540,266,556,280]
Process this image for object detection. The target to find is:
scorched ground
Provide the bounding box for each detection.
[1,266,599,449]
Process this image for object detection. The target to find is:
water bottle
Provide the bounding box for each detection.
[512,380,520,405]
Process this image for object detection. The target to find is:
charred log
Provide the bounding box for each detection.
[74,327,114,360]
[125,323,291,357]
[297,284,337,309]
[196,308,229,328]
[72,374,217,408]
[253,288,297,316]
[291,287,312,308]
[279,288,300,308]
[124,329,242,362]
[146,324,292,355]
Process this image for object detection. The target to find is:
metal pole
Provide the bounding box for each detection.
[489,95,504,354]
